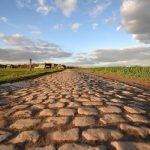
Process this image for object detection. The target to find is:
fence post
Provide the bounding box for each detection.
[29,58,32,71]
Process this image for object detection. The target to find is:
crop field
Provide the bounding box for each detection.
[75,66,150,80]
[0,68,59,83]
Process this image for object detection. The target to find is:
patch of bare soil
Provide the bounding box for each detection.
[87,72,150,90]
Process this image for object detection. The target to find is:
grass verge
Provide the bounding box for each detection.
[0,68,62,84]
[75,66,150,80]
[74,66,150,89]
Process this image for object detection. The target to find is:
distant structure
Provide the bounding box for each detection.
[34,63,54,69]
[0,64,7,68]
[34,63,66,70]
[29,58,32,71]
[0,61,66,70]
[0,64,17,68]
[6,64,17,68]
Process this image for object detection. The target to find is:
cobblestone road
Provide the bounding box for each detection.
[0,70,150,150]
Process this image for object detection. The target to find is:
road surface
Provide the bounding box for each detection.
[0,70,150,150]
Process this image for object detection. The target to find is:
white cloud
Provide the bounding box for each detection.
[16,0,34,8]
[116,25,122,31]
[105,14,116,24]
[27,25,41,35]
[53,24,63,31]
[16,0,114,18]
[69,46,150,67]
[16,0,52,15]
[121,0,150,44]
[0,33,72,63]
[36,6,50,15]
[27,24,39,30]
[90,5,104,17]
[55,0,77,17]
[13,33,22,37]
[90,0,112,17]
[0,16,19,28]
[93,0,99,3]
[92,23,99,30]
[38,0,45,6]
[36,0,51,15]
[70,22,81,32]
[0,33,5,38]
[132,34,150,44]
[0,16,8,22]
[31,31,41,35]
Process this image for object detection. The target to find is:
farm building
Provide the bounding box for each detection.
[0,64,7,68]
[34,63,55,69]
[6,64,17,68]
[34,63,66,69]
[56,64,66,69]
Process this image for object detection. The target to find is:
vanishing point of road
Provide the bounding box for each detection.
[0,69,150,150]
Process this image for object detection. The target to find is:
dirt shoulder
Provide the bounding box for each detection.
[78,71,150,91]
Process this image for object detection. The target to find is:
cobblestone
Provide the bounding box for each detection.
[100,114,125,124]
[48,102,65,108]
[82,128,123,141]
[10,130,40,144]
[0,70,149,149]
[119,123,150,138]
[50,128,79,142]
[0,144,17,150]
[31,104,45,110]
[111,141,150,150]
[82,101,103,106]
[41,117,70,128]
[10,119,41,130]
[0,119,7,128]
[11,110,32,118]
[58,108,76,116]
[99,106,122,113]
[59,143,106,150]
[39,109,55,117]
[73,116,96,127]
[0,131,12,142]
[126,114,149,124]
[27,144,55,150]
[78,107,98,116]
[124,106,146,114]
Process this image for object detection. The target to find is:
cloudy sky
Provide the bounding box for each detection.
[0,0,150,66]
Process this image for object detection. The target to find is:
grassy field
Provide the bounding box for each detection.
[0,68,60,83]
[75,66,150,80]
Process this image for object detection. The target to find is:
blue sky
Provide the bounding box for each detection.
[0,0,150,66]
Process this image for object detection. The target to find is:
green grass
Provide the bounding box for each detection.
[75,66,150,80]
[0,68,60,83]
